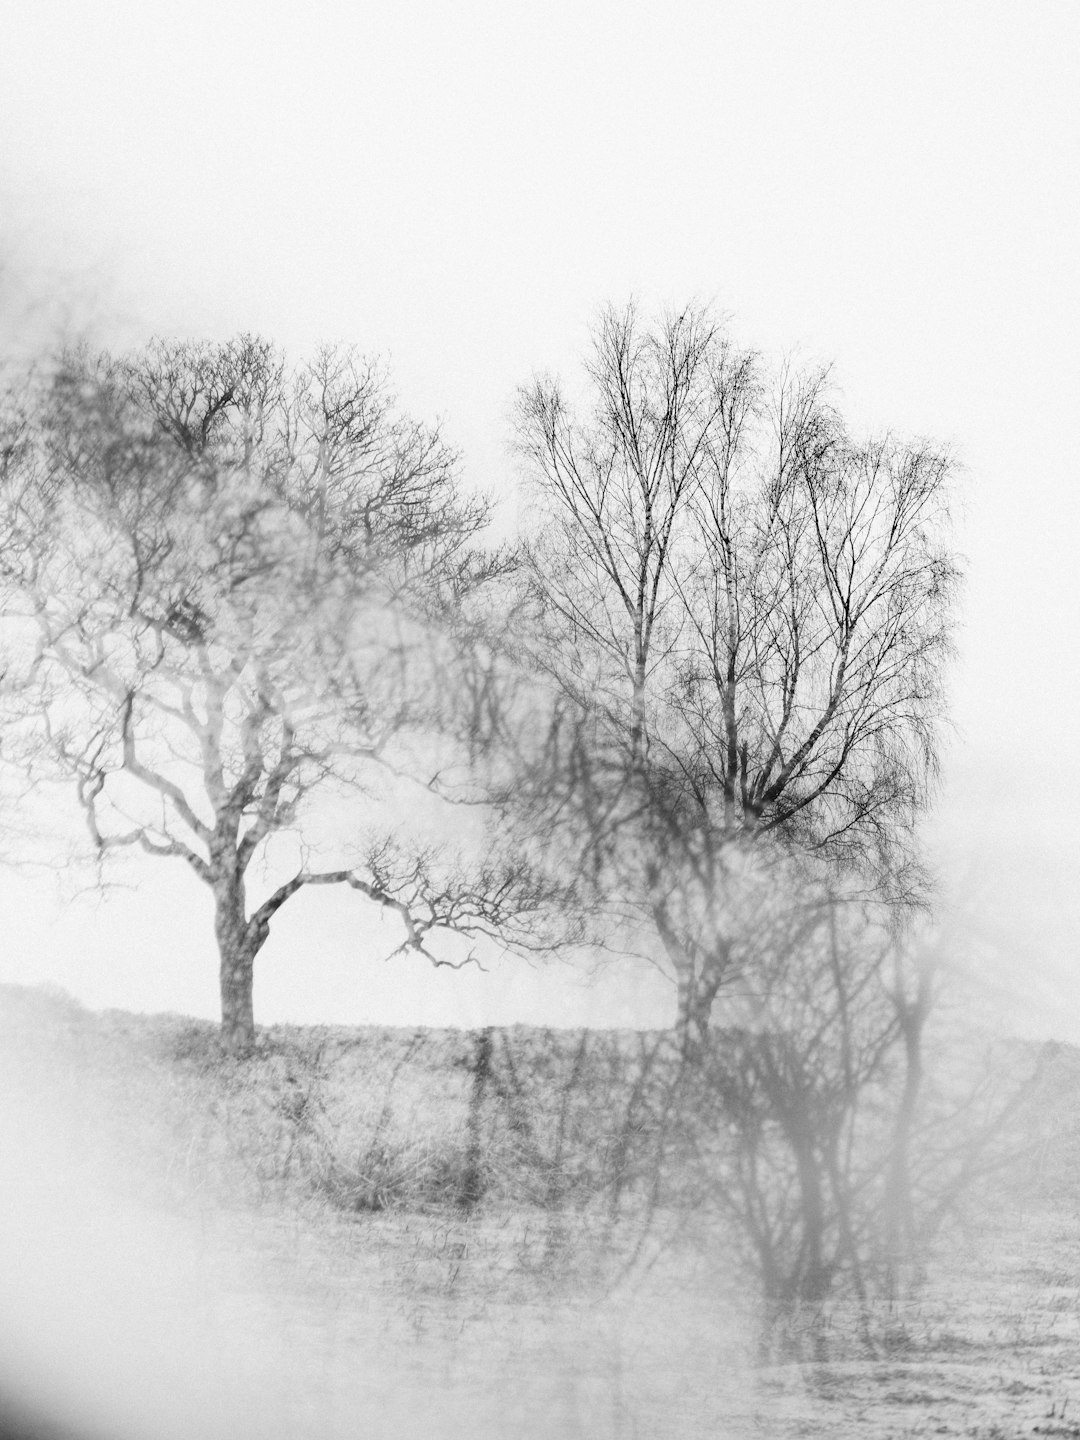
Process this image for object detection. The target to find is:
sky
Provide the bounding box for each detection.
[0,0,1078,1037]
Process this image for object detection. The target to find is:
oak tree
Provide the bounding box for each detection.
[8,336,510,1051]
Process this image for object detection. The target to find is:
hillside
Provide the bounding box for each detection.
[1,983,1079,1440]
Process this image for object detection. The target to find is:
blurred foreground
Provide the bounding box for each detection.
[0,985,1078,1439]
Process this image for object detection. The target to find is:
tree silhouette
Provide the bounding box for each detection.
[5,336,516,1050]
[515,302,959,1045]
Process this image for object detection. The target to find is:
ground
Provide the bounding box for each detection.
[0,984,1077,1440]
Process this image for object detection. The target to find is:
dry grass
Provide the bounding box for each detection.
[1,983,1079,1439]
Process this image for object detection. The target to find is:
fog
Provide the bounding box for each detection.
[1,2,1078,1433]
[0,991,764,1440]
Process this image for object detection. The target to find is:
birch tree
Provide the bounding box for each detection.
[515,303,959,1046]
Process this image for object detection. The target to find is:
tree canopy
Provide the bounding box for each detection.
[3,336,514,1050]
[514,303,959,1044]
[0,306,961,1054]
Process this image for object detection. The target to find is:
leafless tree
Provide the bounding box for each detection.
[514,302,960,1047]
[646,875,937,1357]
[2,336,530,1052]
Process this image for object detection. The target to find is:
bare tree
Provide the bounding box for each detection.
[3,336,521,1051]
[515,302,959,1046]
[634,874,946,1357]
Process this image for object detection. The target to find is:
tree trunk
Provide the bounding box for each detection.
[219,945,256,1054]
[675,966,724,1059]
[460,1028,493,1210]
[793,1135,829,1305]
[884,987,929,1298]
[214,874,259,1055]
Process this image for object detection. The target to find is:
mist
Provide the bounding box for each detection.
[2,2,1079,1433]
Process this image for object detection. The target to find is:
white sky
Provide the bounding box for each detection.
[0,0,1078,1036]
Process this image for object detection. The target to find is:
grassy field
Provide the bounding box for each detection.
[0,983,1078,1440]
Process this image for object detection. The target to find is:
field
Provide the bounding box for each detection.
[1,983,1078,1440]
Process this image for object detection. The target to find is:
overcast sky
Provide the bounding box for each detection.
[1,0,1077,1037]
